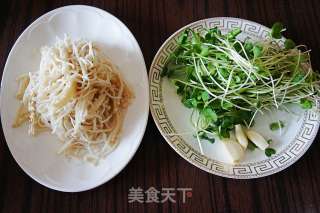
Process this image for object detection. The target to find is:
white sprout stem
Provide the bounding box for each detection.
[190,110,204,155]
[279,87,288,105]
[249,108,259,127]
[233,40,251,61]
[282,92,315,104]
[192,55,251,111]
[222,66,235,101]
[199,58,227,92]
[269,72,279,109]
[204,43,256,83]
[210,37,258,80]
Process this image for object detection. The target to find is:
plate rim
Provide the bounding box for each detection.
[149,17,320,179]
[0,5,149,192]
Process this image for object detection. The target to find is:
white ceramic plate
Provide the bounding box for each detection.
[149,17,320,179]
[0,5,149,191]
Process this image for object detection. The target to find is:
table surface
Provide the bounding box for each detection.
[1,0,320,212]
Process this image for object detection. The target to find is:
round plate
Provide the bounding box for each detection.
[0,5,149,191]
[149,17,320,179]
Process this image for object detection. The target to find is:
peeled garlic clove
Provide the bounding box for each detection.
[221,139,244,164]
[246,130,269,150]
[235,124,248,149]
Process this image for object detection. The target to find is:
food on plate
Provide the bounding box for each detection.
[245,129,269,150]
[162,23,320,163]
[221,138,244,163]
[234,124,248,149]
[13,36,133,164]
